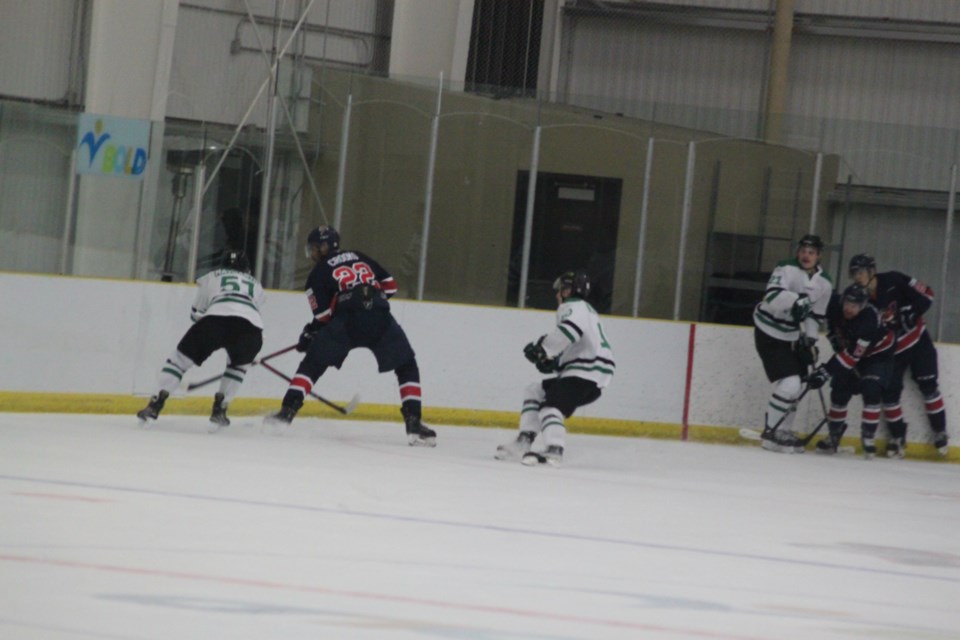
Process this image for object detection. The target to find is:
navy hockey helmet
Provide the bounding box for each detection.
[841,283,869,308]
[221,250,250,273]
[306,225,340,255]
[797,234,824,252]
[848,253,876,276]
[553,270,591,299]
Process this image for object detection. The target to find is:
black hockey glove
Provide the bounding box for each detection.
[790,294,812,324]
[899,306,918,329]
[794,335,819,367]
[523,337,560,374]
[296,322,319,352]
[806,365,830,390]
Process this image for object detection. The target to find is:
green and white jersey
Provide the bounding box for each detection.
[753,259,832,342]
[541,297,615,388]
[191,268,266,329]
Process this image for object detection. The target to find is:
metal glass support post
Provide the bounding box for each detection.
[674,141,696,320]
[334,93,353,230]
[416,72,443,301]
[809,151,823,234]
[937,164,957,339]
[186,162,206,284]
[59,150,78,275]
[632,138,655,317]
[517,126,542,309]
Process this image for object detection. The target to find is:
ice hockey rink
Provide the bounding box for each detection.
[1,413,958,640]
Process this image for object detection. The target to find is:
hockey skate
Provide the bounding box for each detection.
[208,393,229,433]
[402,406,436,447]
[760,427,804,454]
[933,431,949,457]
[264,404,298,435]
[522,445,564,467]
[885,437,906,459]
[815,423,846,455]
[137,390,169,426]
[495,431,536,460]
[861,436,877,460]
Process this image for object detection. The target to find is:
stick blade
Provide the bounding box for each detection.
[342,394,360,415]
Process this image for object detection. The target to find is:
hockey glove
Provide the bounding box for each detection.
[296,322,319,352]
[806,365,830,390]
[899,306,918,329]
[790,294,812,324]
[523,338,560,374]
[794,335,819,367]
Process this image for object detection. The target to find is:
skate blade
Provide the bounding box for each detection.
[407,434,437,447]
[521,452,561,467]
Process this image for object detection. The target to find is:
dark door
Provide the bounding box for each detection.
[508,172,621,312]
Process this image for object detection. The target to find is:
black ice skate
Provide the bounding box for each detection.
[522,445,564,467]
[861,436,877,460]
[401,406,436,447]
[208,392,230,432]
[885,437,906,459]
[495,431,536,460]
[760,427,804,454]
[933,431,949,457]
[815,423,845,455]
[137,390,169,425]
[266,404,298,425]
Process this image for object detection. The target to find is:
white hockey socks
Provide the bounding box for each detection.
[158,350,196,394]
[539,406,566,449]
[767,375,802,432]
[217,363,250,405]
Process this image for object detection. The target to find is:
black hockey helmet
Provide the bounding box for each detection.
[848,253,876,276]
[306,225,340,255]
[553,270,591,299]
[221,250,250,273]
[797,234,824,252]
[841,283,869,308]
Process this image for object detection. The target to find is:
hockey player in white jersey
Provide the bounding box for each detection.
[752,234,833,453]
[496,271,615,466]
[137,251,266,430]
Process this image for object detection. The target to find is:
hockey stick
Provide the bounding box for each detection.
[258,360,359,415]
[186,344,298,391]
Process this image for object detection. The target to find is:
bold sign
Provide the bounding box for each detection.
[76,114,149,178]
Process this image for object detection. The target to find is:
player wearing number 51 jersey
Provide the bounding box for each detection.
[267,225,436,446]
[137,251,265,430]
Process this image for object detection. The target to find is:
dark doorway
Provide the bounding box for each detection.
[508,172,622,312]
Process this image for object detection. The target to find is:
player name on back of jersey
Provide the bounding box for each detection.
[327,251,360,266]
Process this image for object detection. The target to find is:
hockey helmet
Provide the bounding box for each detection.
[306,225,340,256]
[797,234,824,252]
[553,270,591,299]
[221,250,250,273]
[848,253,876,276]
[841,283,869,308]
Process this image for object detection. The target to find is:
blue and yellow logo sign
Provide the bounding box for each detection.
[76,114,149,178]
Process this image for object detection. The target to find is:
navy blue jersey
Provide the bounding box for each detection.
[304,250,398,324]
[824,293,895,377]
[868,271,934,354]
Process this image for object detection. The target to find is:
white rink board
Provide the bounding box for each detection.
[0,272,956,442]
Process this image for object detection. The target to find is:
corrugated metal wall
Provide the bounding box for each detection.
[168,0,388,127]
[558,0,960,190]
[0,0,80,102]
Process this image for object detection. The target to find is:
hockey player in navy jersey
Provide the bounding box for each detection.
[137,251,265,430]
[495,270,615,466]
[848,254,949,456]
[752,234,833,453]
[809,284,899,459]
[267,225,436,446]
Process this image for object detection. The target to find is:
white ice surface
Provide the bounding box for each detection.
[1,413,959,640]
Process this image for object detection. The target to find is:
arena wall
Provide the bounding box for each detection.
[0,272,955,459]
